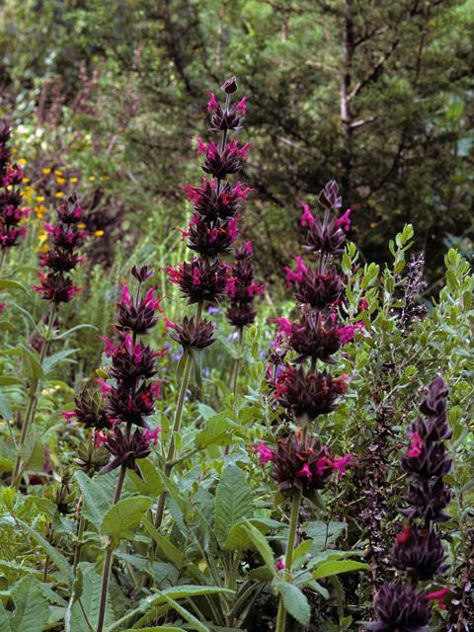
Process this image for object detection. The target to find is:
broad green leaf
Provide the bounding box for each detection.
[100,495,152,543]
[277,582,311,625]
[75,470,117,529]
[0,602,11,632]
[10,576,49,632]
[214,465,254,546]
[126,458,165,497]
[242,521,277,576]
[18,519,73,583]
[66,562,114,632]
[312,559,368,579]
[196,412,235,448]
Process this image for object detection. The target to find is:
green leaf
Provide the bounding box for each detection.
[0,602,12,632]
[54,323,98,340]
[0,390,13,420]
[100,495,152,543]
[66,562,114,632]
[19,344,44,380]
[196,412,235,448]
[277,581,311,625]
[312,559,368,579]
[126,458,165,497]
[142,518,184,566]
[18,519,73,583]
[162,597,210,632]
[10,576,49,632]
[305,520,346,551]
[224,518,282,551]
[214,465,254,546]
[75,470,117,529]
[43,348,79,375]
[241,521,277,576]
[0,279,27,292]
[149,585,234,604]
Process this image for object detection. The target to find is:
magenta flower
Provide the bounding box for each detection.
[253,442,274,465]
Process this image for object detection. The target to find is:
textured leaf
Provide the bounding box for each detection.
[312,559,368,579]
[10,576,49,632]
[305,520,347,551]
[277,582,311,625]
[75,470,117,529]
[66,562,114,632]
[196,412,235,448]
[224,518,282,551]
[100,495,151,543]
[214,465,254,546]
[18,519,73,583]
[0,602,12,632]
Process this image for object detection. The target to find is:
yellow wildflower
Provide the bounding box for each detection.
[88,176,96,182]
[18,158,27,165]
[56,177,66,185]
[94,230,105,237]
[69,177,78,184]
[55,191,64,198]
[78,223,87,229]
[42,168,52,174]
[36,196,45,202]
[54,169,63,176]
[22,177,30,184]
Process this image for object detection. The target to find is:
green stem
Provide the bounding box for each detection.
[230,327,244,399]
[73,511,86,572]
[153,302,202,530]
[276,490,302,632]
[96,464,126,632]
[12,305,56,488]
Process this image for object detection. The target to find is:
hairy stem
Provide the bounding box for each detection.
[96,464,127,632]
[276,489,302,632]
[154,302,202,530]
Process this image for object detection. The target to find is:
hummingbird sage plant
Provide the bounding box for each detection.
[157,76,251,529]
[0,120,28,266]
[69,264,162,632]
[368,376,452,630]
[11,193,85,488]
[256,180,359,630]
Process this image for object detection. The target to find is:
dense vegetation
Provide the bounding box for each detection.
[0,2,472,631]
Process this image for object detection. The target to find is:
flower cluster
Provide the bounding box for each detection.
[226,240,262,329]
[254,181,354,497]
[34,193,85,304]
[254,427,352,497]
[268,180,360,422]
[68,266,162,477]
[368,376,451,630]
[166,77,251,350]
[0,121,28,250]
